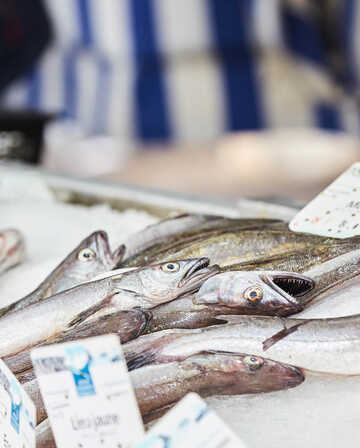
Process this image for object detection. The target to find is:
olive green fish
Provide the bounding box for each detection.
[120,217,284,267]
[121,221,360,269]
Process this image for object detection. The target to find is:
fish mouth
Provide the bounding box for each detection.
[261,272,314,307]
[179,258,220,292]
[95,231,114,268]
[286,365,305,388]
[112,244,126,266]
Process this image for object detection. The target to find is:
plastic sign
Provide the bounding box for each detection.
[31,334,144,448]
[136,393,246,448]
[0,359,35,448]
[290,162,360,238]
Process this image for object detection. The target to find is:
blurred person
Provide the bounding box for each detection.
[0,0,359,147]
[0,0,52,97]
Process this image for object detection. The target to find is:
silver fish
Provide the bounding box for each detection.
[0,229,25,275]
[145,270,313,333]
[193,271,314,316]
[0,230,124,317]
[132,351,304,422]
[0,258,218,358]
[26,350,304,425]
[124,311,360,375]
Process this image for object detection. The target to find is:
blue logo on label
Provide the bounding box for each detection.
[9,380,22,434]
[65,346,95,397]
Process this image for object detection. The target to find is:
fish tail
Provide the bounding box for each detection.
[125,331,187,370]
[126,349,157,371]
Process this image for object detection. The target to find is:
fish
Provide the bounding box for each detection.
[147,248,360,333]
[120,218,285,267]
[213,248,360,311]
[121,222,360,268]
[124,311,360,374]
[220,241,360,274]
[35,372,360,448]
[0,258,218,358]
[0,230,125,318]
[132,351,304,423]
[298,248,360,303]
[0,229,25,275]
[121,213,220,262]
[5,308,152,375]
[146,270,313,334]
[36,419,56,448]
[27,350,304,426]
[193,271,314,316]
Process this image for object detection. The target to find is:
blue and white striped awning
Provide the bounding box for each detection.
[2,0,359,144]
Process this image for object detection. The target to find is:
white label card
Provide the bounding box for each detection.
[136,393,246,448]
[0,359,35,448]
[289,162,360,238]
[31,334,144,448]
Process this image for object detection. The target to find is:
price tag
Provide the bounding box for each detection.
[290,162,360,238]
[31,335,144,448]
[136,393,246,448]
[0,359,35,448]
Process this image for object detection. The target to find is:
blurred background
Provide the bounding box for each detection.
[0,0,360,204]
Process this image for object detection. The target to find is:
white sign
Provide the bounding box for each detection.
[0,359,35,448]
[290,162,360,238]
[136,393,246,448]
[31,334,144,448]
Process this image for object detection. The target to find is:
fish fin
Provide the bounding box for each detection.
[117,288,141,296]
[262,322,303,351]
[67,295,114,328]
[213,317,228,325]
[204,349,245,356]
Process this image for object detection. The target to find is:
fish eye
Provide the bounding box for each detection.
[78,248,96,261]
[161,262,180,273]
[243,355,264,371]
[244,286,263,304]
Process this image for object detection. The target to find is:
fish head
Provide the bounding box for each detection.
[239,354,304,391]
[0,229,25,272]
[115,258,220,305]
[54,231,124,291]
[194,271,314,316]
[196,351,304,393]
